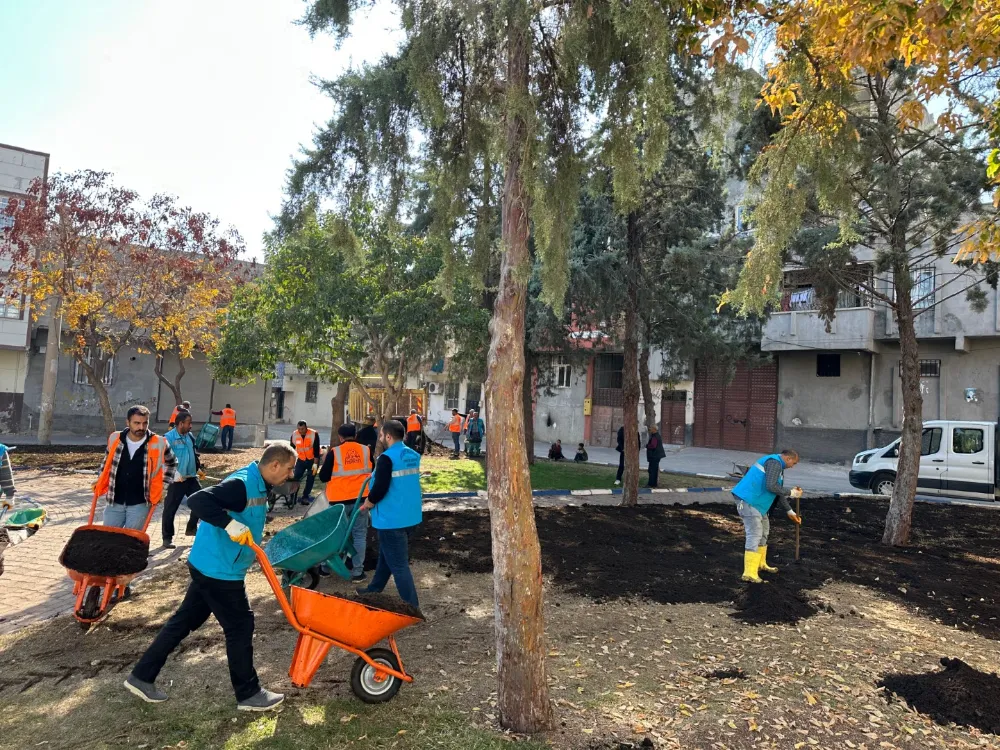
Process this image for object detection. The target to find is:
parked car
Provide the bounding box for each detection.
[850,420,998,501]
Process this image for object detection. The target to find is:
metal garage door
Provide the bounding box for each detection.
[660,390,686,445]
[693,361,777,453]
[589,354,625,449]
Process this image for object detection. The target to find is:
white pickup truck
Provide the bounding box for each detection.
[850,420,999,501]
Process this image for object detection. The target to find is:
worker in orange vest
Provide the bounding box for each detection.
[404,409,423,450]
[448,408,463,456]
[212,404,237,452]
[169,401,191,427]
[290,421,321,504]
[95,405,178,599]
[318,423,373,582]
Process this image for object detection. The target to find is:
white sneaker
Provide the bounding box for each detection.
[614,480,621,486]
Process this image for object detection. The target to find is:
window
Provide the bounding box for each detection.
[897,359,941,378]
[735,205,753,233]
[0,294,23,320]
[816,353,841,378]
[920,427,942,456]
[0,196,18,230]
[911,267,934,309]
[554,356,572,388]
[73,349,115,386]
[953,428,984,455]
[465,383,482,413]
[445,382,460,410]
[305,381,318,403]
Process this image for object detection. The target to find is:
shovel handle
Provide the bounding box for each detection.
[794,495,801,561]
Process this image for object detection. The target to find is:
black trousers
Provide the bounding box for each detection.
[648,459,660,488]
[293,459,316,499]
[404,430,420,449]
[616,452,625,482]
[132,565,260,701]
[161,478,201,543]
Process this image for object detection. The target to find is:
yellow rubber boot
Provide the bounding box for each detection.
[758,545,778,573]
[741,550,763,583]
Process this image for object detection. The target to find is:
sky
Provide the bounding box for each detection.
[0,0,402,258]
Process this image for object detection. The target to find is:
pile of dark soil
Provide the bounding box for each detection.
[410,498,1000,638]
[706,667,747,680]
[731,582,817,625]
[60,528,149,576]
[879,658,1000,735]
[351,592,425,620]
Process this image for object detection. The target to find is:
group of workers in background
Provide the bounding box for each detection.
[448,408,485,458]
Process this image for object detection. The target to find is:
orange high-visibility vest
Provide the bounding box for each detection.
[293,429,318,461]
[324,442,373,502]
[95,431,167,505]
[220,408,237,428]
[169,406,181,424]
[449,414,463,432]
[406,414,422,432]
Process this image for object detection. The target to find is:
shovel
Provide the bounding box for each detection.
[793,489,802,561]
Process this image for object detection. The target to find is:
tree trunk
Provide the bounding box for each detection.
[621,211,642,507]
[330,381,350,445]
[639,343,656,431]
[154,354,183,405]
[523,349,535,465]
[37,299,63,444]
[882,260,923,545]
[484,1,553,732]
[81,355,116,434]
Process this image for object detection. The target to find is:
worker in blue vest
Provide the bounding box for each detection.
[731,448,802,583]
[125,443,297,712]
[356,419,422,607]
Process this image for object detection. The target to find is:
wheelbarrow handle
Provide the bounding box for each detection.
[345,475,375,530]
[248,540,306,634]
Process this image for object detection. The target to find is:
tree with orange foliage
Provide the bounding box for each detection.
[722,1,1000,545]
[2,170,243,433]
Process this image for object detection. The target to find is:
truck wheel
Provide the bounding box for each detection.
[350,648,402,703]
[871,473,895,496]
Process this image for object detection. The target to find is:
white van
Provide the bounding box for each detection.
[850,420,998,501]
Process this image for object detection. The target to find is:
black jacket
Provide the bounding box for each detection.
[616,426,641,454]
[646,433,666,462]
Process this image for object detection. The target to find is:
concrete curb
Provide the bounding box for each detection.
[424,485,731,500]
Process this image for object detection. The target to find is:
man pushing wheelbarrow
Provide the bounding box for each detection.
[124,443,297,712]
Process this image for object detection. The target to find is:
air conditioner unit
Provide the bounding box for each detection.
[427,382,442,395]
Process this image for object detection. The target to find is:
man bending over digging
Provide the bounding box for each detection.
[124,443,297,712]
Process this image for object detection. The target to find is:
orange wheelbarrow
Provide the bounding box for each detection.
[59,491,156,629]
[249,540,423,703]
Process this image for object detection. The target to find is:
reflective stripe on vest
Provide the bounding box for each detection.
[220,408,236,428]
[391,468,420,478]
[449,415,462,432]
[293,429,317,460]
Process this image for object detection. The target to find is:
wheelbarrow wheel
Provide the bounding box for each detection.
[78,586,102,626]
[280,569,319,596]
[351,648,402,704]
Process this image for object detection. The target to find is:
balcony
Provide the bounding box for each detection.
[763,305,878,353]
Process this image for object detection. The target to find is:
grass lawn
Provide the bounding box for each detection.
[419,455,728,494]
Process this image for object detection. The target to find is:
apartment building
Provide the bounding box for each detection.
[763,251,1000,462]
[0,143,49,431]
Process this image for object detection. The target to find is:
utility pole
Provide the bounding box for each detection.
[37,299,62,445]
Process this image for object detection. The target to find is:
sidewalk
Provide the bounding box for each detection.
[0,472,195,635]
[534,441,855,495]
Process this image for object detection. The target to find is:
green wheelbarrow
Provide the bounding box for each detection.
[264,479,369,592]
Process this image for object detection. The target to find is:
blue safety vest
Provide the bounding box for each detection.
[370,441,422,530]
[732,453,786,516]
[164,428,197,478]
[188,462,269,581]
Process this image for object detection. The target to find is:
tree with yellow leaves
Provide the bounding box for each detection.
[2,171,244,433]
[722,1,1000,545]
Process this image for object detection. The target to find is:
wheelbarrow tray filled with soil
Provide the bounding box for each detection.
[60,526,150,577]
